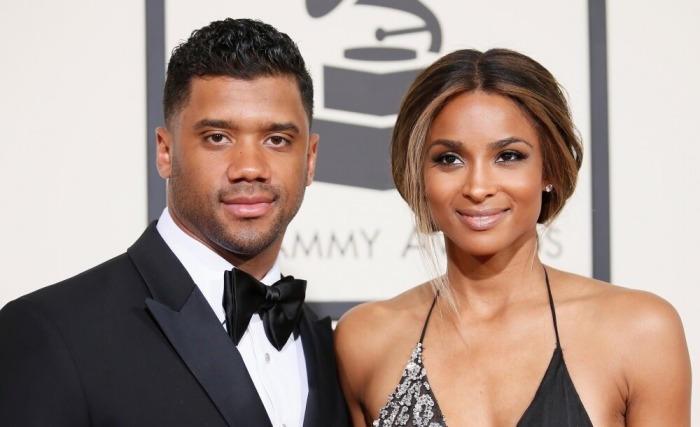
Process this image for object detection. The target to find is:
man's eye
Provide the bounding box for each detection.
[268,136,290,146]
[206,134,227,144]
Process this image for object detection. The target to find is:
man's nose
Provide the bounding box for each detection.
[227,141,272,183]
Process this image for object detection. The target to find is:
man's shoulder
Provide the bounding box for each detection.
[4,250,145,324]
[30,252,134,298]
[15,224,161,309]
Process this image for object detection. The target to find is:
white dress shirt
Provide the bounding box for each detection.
[156,208,308,427]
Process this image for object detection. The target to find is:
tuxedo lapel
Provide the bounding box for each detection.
[299,307,347,426]
[145,291,271,427]
[128,223,271,427]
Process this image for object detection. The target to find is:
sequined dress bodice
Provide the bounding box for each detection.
[373,271,593,426]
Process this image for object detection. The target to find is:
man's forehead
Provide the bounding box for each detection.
[186,75,300,105]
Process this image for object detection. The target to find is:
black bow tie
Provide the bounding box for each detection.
[223,268,306,351]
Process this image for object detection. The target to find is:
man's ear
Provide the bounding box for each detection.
[156,127,173,179]
[305,133,319,186]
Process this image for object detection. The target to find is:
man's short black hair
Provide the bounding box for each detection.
[163,18,314,127]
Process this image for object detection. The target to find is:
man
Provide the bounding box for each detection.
[0,18,350,426]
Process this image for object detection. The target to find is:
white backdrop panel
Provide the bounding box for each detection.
[0,1,147,304]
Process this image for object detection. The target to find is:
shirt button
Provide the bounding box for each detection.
[264,352,271,364]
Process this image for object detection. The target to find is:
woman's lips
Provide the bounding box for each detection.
[457,208,507,231]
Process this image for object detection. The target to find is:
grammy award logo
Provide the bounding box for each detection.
[306,0,443,190]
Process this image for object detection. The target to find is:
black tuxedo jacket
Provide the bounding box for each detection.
[0,223,350,426]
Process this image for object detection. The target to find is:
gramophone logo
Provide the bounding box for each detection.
[306,0,443,190]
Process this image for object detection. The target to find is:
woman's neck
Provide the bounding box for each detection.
[442,236,547,314]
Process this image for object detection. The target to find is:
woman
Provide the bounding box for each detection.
[334,48,691,426]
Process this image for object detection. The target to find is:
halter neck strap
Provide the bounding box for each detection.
[419,293,439,344]
[543,267,561,348]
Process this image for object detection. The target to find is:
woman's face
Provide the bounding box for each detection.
[423,91,546,258]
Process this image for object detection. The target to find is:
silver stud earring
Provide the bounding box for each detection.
[544,184,553,193]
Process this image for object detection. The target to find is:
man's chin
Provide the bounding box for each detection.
[217,231,280,257]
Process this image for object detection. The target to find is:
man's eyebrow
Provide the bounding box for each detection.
[191,119,300,134]
[193,119,236,130]
[267,122,300,134]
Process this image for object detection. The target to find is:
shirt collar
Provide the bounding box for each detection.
[155,208,281,323]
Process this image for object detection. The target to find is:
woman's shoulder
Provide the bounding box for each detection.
[334,282,436,367]
[333,282,437,403]
[548,268,691,422]
[551,268,680,318]
[549,268,686,348]
[335,282,435,344]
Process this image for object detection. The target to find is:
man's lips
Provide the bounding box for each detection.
[222,195,274,218]
[457,208,508,231]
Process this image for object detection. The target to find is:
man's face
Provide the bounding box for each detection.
[156,76,318,267]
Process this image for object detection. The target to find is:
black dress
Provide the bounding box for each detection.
[373,270,593,426]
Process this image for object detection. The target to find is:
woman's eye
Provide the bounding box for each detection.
[435,153,462,165]
[496,150,525,163]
